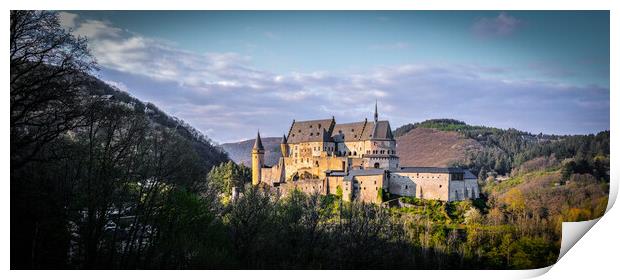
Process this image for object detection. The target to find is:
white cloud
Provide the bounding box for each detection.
[472,12,522,37]
[63,12,608,142]
[369,42,410,50]
[58,12,78,29]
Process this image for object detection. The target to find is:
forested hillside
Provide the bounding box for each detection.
[11,11,228,268]
[393,119,609,181]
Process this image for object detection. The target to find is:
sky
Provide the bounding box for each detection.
[58,11,610,143]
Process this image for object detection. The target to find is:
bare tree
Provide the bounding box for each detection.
[10,11,96,168]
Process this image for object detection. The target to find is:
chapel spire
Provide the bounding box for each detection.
[374,99,378,123]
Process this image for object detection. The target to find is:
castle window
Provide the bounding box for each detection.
[310,132,313,136]
[374,162,380,168]
[298,129,301,133]
[353,151,357,156]
[318,124,322,129]
[405,185,408,190]
[339,130,342,134]
[351,129,355,132]
[374,180,377,184]
[310,125,313,128]
[439,185,442,188]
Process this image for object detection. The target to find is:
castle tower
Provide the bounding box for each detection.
[252,131,265,186]
[280,134,288,157]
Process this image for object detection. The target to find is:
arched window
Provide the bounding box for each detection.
[353,151,357,156]
[374,162,380,168]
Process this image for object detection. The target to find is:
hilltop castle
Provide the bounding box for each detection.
[251,102,478,203]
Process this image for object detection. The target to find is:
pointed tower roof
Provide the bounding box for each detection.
[253,131,264,150]
[374,100,378,123]
[281,134,287,144]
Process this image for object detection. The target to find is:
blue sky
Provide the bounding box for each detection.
[59,11,609,143]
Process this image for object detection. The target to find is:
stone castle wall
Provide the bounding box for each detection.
[354,174,385,204]
[389,172,451,201]
[448,178,479,201]
[279,179,326,197]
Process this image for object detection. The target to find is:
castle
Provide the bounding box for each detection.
[251,102,479,204]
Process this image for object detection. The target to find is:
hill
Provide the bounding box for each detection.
[82,76,230,170]
[396,127,483,167]
[221,137,282,166]
[393,119,610,180]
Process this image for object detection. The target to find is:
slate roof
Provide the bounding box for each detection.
[371,120,394,140]
[331,120,395,142]
[253,131,264,150]
[286,118,335,144]
[324,170,347,176]
[362,154,399,159]
[285,117,394,144]
[464,170,477,180]
[344,169,386,181]
[332,120,371,142]
[396,167,468,174]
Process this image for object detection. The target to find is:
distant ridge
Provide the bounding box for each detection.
[221,137,282,166]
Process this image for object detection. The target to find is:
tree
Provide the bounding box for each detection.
[464,207,482,225]
[561,160,577,182]
[10,11,96,168]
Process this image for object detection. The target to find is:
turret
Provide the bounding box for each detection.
[280,134,288,157]
[251,131,265,186]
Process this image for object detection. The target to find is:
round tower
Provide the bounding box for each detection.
[251,131,265,186]
[280,134,288,157]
